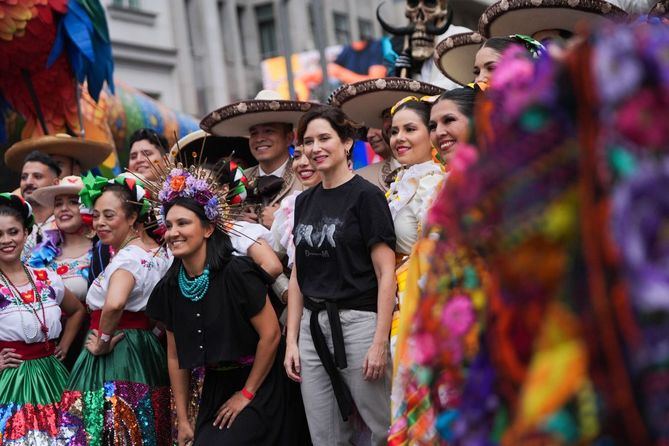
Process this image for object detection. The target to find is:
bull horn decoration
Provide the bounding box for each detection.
[376,2,415,36]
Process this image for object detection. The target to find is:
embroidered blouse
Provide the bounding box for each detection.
[0,268,65,343]
[86,245,172,312]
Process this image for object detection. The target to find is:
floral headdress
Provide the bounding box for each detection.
[135,148,247,235]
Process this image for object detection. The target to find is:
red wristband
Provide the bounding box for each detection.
[241,388,255,400]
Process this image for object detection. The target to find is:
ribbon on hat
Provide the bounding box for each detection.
[79,173,110,211]
[510,34,546,59]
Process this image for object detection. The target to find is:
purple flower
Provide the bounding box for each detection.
[205,197,219,221]
[593,27,643,106]
[612,158,669,312]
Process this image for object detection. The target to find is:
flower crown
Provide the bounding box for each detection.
[137,154,247,235]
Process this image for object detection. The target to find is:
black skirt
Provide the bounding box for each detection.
[194,342,311,445]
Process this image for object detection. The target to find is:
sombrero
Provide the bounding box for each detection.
[30,175,84,207]
[650,0,668,16]
[200,90,315,137]
[168,129,256,168]
[479,0,627,38]
[4,134,114,172]
[328,78,444,129]
[434,32,486,86]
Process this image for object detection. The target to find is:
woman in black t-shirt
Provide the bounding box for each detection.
[284,106,397,445]
[147,195,297,445]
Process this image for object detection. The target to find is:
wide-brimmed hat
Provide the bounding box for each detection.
[168,129,256,168]
[650,0,668,16]
[200,90,315,137]
[4,134,114,172]
[435,32,486,86]
[479,0,627,38]
[328,78,444,129]
[30,175,84,207]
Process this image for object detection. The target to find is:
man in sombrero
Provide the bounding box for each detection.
[329,77,444,191]
[200,90,314,230]
[4,133,113,259]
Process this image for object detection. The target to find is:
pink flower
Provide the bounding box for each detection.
[441,295,475,337]
[411,331,437,365]
[615,88,669,150]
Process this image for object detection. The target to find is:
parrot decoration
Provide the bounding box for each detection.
[0,0,199,181]
[0,0,114,137]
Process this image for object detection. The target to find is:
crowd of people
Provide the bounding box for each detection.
[0,1,668,445]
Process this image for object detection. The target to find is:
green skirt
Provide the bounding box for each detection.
[61,329,171,446]
[0,355,77,443]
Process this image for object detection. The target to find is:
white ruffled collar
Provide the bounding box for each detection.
[386,161,443,219]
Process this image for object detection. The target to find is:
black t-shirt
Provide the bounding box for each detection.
[146,257,271,369]
[293,175,395,301]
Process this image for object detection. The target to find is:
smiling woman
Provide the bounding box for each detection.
[285,106,397,445]
[0,193,85,445]
[144,158,306,444]
[61,174,173,445]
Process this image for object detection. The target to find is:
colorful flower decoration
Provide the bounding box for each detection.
[158,167,221,223]
[79,172,151,216]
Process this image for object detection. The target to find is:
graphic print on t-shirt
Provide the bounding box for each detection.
[295,217,341,257]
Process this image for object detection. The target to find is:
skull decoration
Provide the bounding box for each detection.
[377,0,453,62]
[406,0,450,60]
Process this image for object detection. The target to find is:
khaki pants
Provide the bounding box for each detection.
[299,308,391,446]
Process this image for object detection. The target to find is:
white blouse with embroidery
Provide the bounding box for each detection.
[0,267,65,343]
[387,161,445,255]
[86,244,172,312]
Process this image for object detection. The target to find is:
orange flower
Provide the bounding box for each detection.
[170,176,186,192]
[34,270,48,281]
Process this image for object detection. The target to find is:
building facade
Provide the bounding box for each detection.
[105,0,490,117]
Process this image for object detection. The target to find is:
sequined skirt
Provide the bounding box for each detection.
[61,329,171,446]
[0,355,77,444]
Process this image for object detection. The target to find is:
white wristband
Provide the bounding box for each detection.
[100,333,112,343]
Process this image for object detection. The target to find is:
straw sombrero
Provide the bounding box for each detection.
[4,134,114,172]
[434,32,486,86]
[168,129,256,168]
[30,175,84,207]
[200,90,315,137]
[328,78,444,129]
[479,0,627,38]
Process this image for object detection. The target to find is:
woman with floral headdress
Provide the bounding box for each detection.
[0,193,85,443]
[145,160,300,445]
[61,174,173,445]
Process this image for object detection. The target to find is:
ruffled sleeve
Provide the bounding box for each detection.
[270,190,299,267]
[410,170,446,226]
[230,220,274,256]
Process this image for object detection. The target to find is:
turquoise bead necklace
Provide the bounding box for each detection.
[178,265,210,302]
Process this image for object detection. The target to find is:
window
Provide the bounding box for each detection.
[256,4,278,59]
[333,12,350,45]
[358,18,374,41]
[112,0,140,8]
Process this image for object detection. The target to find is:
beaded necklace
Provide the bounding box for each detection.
[178,265,210,302]
[0,265,49,343]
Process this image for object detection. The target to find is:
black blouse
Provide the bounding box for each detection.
[147,256,271,369]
